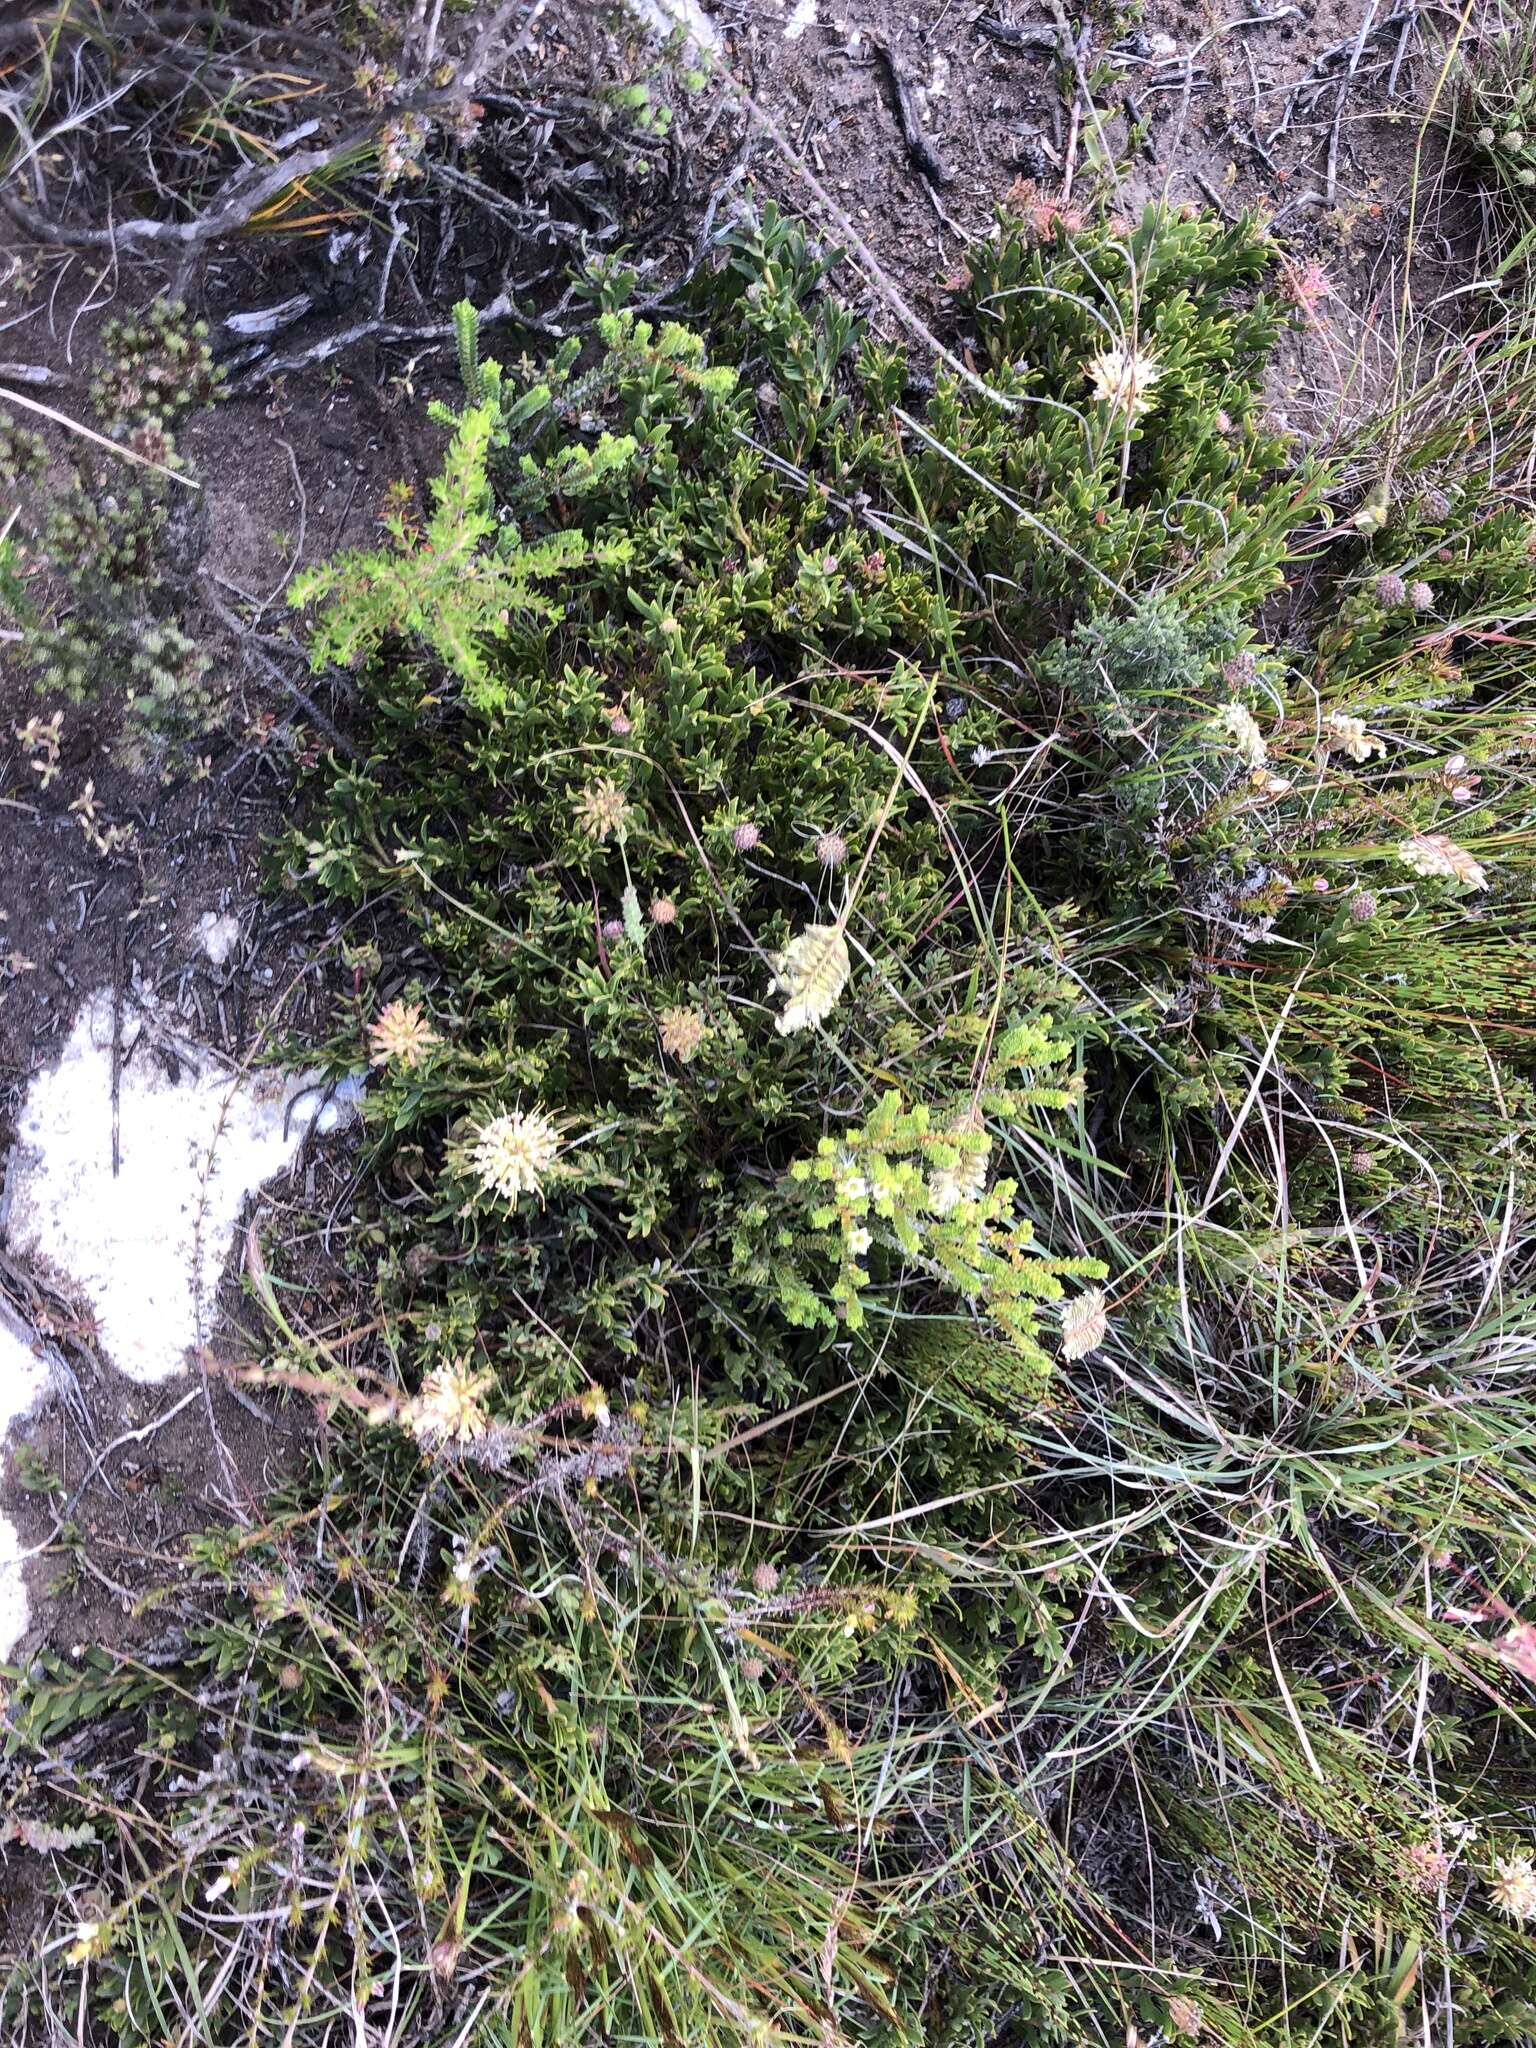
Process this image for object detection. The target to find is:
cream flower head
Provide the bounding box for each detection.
[408,1360,492,1446]
[574,776,630,844]
[471,1106,562,1202]
[1323,712,1385,764]
[1214,701,1268,770]
[1085,343,1163,420]
[1060,1287,1109,1360]
[767,923,851,1035]
[1489,1850,1536,1923]
[369,998,439,1069]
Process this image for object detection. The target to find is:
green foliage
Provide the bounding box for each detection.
[1452,24,1536,269]
[290,400,617,695]
[451,295,499,406]
[0,525,27,619]
[117,619,216,772]
[948,201,1304,616]
[3,1454,939,2046]
[88,298,223,432]
[8,199,1536,2048]
[787,1019,1101,1355]
[0,302,224,773]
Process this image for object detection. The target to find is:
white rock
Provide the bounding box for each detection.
[626,0,720,53]
[785,0,818,38]
[312,1072,368,1135]
[0,1314,53,1659]
[5,992,358,1386]
[197,911,243,967]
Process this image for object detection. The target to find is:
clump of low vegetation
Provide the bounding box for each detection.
[5,187,1536,2048]
[1455,21,1536,267]
[0,304,221,774]
[87,301,223,439]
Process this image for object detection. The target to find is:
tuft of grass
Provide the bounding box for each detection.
[1452,20,1536,273]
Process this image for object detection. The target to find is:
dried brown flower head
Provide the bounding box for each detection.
[658,1005,708,1063]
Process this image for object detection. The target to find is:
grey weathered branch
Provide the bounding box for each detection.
[0,127,380,252]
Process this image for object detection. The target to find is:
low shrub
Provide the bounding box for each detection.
[5,200,1536,2048]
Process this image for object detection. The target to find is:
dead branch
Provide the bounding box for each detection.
[872,39,953,187]
[975,17,1062,54]
[0,126,382,253]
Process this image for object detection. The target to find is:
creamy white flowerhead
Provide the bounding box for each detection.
[1323,712,1385,764]
[471,1106,562,1201]
[1060,1287,1109,1360]
[768,923,851,1035]
[1214,701,1268,770]
[1490,1850,1536,1923]
[407,1360,493,1445]
[1085,344,1163,420]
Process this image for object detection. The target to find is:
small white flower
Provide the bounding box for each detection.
[1214,701,1268,769]
[1085,343,1163,420]
[1060,1288,1109,1360]
[847,1225,873,1257]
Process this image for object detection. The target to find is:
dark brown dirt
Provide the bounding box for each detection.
[0,264,453,1675]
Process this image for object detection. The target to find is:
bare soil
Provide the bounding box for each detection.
[737,0,1464,402]
[0,278,447,1674]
